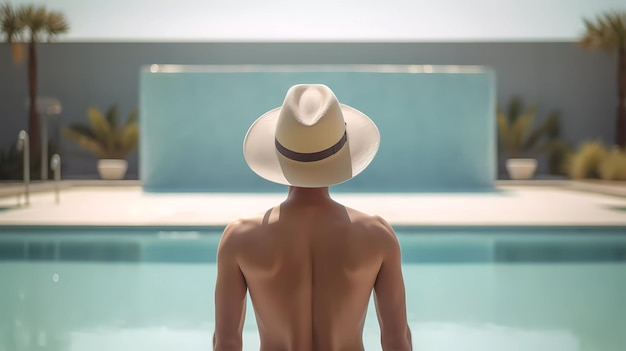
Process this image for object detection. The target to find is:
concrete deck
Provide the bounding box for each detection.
[0,182,625,227]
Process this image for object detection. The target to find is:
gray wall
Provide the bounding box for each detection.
[0,42,616,179]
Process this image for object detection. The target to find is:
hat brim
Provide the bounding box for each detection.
[243,104,380,187]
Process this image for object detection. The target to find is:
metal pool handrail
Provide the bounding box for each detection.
[16,130,30,206]
[51,154,61,204]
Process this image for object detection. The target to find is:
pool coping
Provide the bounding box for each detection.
[0,178,626,198]
[1,224,625,232]
[1,179,625,198]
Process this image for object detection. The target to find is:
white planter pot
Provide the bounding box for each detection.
[506,158,537,180]
[98,159,128,180]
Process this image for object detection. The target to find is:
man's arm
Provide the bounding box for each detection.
[373,217,412,351]
[214,222,248,351]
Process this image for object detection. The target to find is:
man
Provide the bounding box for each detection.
[214,84,412,351]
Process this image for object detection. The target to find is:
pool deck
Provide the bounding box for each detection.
[0,180,625,227]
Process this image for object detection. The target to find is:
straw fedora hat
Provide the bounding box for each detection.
[243,84,380,187]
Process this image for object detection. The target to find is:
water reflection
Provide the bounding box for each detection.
[0,261,623,351]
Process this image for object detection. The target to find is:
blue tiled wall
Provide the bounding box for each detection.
[140,66,495,192]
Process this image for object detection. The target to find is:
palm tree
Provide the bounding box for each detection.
[1,4,68,178]
[580,11,626,149]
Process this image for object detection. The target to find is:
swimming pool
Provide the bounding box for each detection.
[0,226,625,351]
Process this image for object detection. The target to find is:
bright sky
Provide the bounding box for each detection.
[8,0,626,41]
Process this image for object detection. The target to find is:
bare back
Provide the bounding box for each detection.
[214,193,412,351]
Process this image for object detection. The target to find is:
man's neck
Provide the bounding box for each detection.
[286,186,332,205]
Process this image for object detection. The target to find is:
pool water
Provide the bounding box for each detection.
[0,228,625,351]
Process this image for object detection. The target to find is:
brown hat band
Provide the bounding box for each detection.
[275,130,348,163]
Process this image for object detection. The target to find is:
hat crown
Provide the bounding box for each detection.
[275,84,346,153]
[243,83,380,187]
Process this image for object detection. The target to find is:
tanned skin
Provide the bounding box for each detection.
[214,186,412,351]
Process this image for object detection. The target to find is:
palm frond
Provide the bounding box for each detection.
[106,105,119,131]
[524,111,561,151]
[497,108,531,156]
[44,10,69,39]
[496,112,512,153]
[119,124,139,153]
[3,4,68,42]
[511,109,534,152]
[65,123,98,140]
[87,106,115,150]
[1,4,25,42]
[506,96,523,123]
[62,129,106,158]
[19,5,47,41]
[541,111,561,138]
[580,10,626,52]
[606,12,626,40]
[523,127,543,152]
[124,108,139,127]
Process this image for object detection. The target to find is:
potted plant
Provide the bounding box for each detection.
[580,11,626,149]
[1,4,69,177]
[63,105,139,180]
[497,97,566,180]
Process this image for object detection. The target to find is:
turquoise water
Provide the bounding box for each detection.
[0,227,625,351]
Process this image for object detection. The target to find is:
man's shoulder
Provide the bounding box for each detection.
[223,214,265,237]
[345,207,397,240]
[343,207,401,257]
[218,211,268,249]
